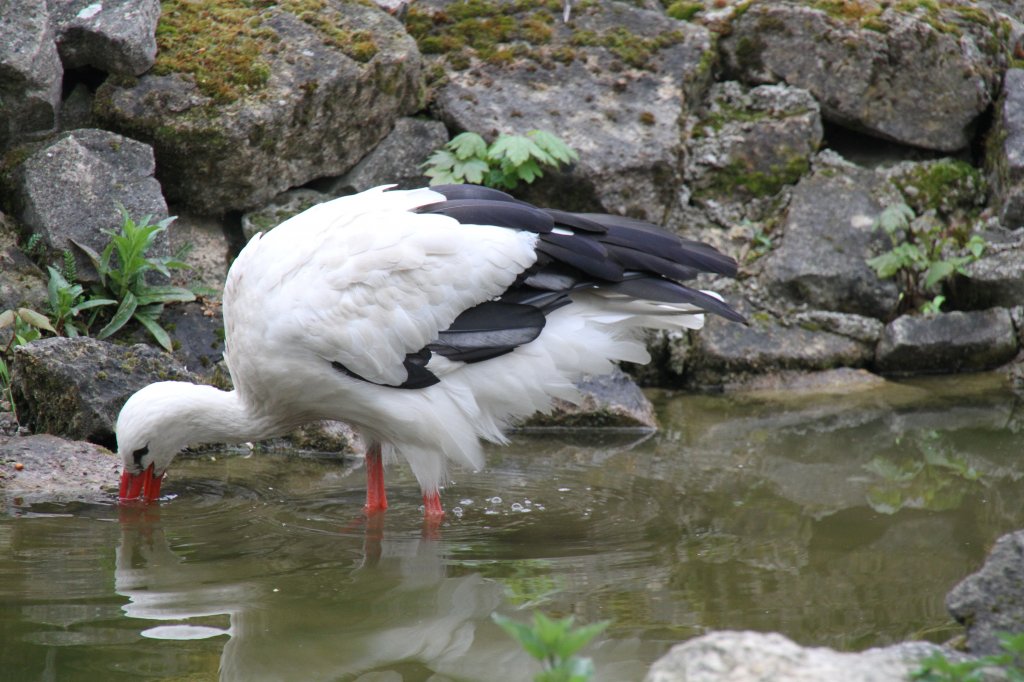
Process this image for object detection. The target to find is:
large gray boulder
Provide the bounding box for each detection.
[8,128,169,273]
[427,0,715,220]
[645,631,954,682]
[758,153,902,318]
[48,0,160,76]
[947,530,1024,656]
[720,2,1004,152]
[10,337,194,447]
[875,308,1019,374]
[94,1,425,214]
[0,0,63,149]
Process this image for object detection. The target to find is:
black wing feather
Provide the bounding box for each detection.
[536,239,624,281]
[429,184,518,203]
[417,199,554,233]
[428,301,546,363]
[543,209,608,233]
[332,348,440,389]
[603,277,747,323]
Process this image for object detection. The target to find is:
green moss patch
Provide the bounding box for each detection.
[406,0,686,70]
[892,159,987,216]
[697,155,810,200]
[154,1,275,104]
[405,0,559,66]
[154,0,379,105]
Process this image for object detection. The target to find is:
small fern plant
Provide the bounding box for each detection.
[424,130,579,191]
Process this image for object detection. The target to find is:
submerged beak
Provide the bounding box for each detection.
[118,463,164,503]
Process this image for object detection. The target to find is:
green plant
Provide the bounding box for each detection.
[912,631,1024,681]
[920,294,946,316]
[74,207,195,352]
[747,227,773,262]
[45,266,116,337]
[423,130,579,191]
[492,611,609,682]
[866,203,985,314]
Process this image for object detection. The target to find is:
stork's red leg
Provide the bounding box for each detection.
[363,443,388,513]
[422,491,444,538]
[423,490,444,518]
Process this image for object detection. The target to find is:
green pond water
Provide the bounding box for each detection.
[2,374,1023,681]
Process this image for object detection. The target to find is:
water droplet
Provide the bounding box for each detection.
[460,498,473,505]
[489,496,502,504]
[511,502,524,512]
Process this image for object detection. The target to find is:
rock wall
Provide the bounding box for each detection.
[2,0,1023,393]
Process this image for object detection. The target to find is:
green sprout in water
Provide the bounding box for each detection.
[492,611,609,682]
[424,130,579,191]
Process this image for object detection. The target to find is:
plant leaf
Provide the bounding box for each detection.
[492,613,548,661]
[135,312,174,352]
[489,134,539,167]
[923,261,955,289]
[528,130,578,165]
[72,298,118,313]
[551,620,609,659]
[135,285,196,306]
[423,149,456,172]
[17,308,55,334]
[448,132,488,160]
[453,158,490,184]
[97,291,138,339]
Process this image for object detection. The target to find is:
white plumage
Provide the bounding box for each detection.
[116,185,742,516]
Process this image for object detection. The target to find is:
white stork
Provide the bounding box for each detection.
[116,184,743,517]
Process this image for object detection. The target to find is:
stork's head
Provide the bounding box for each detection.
[115,382,193,503]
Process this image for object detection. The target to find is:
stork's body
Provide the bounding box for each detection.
[116,185,743,515]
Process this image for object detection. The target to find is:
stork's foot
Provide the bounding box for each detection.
[422,491,444,538]
[423,491,444,518]
[364,443,388,514]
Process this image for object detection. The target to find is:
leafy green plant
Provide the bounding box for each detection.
[913,631,1024,681]
[45,266,116,337]
[424,130,579,190]
[866,203,985,315]
[74,207,195,351]
[492,611,609,682]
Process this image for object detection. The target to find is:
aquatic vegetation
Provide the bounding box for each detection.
[493,611,609,682]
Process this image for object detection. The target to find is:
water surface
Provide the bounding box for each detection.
[2,374,1023,681]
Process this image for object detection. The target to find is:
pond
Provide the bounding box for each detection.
[2,373,1023,681]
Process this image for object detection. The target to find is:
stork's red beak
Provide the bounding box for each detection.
[118,464,164,503]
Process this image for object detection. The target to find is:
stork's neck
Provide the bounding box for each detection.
[169,383,285,448]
